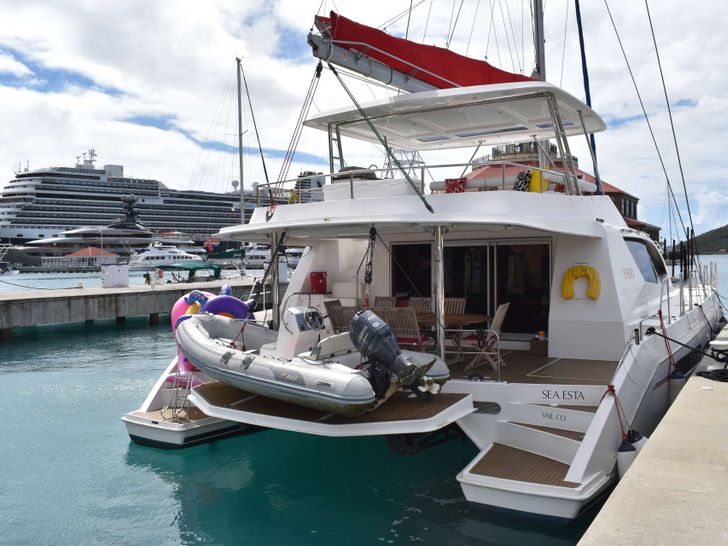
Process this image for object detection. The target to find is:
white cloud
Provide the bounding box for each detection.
[692,189,728,233]
[0,0,725,236]
[0,52,31,76]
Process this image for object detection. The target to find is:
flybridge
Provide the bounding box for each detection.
[308,11,533,93]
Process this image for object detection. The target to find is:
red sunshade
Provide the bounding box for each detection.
[317,12,533,89]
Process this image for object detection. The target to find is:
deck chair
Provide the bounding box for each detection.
[444,297,466,314]
[407,296,432,313]
[323,299,346,332]
[383,308,430,351]
[335,306,360,332]
[467,302,510,372]
[374,296,397,308]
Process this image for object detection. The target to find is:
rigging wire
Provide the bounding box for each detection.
[559,0,569,87]
[328,63,434,213]
[484,0,496,59]
[465,0,483,56]
[447,0,457,47]
[405,0,414,39]
[240,61,270,184]
[574,0,602,194]
[497,0,518,73]
[502,0,523,72]
[492,3,502,66]
[446,0,465,49]
[422,0,434,43]
[186,67,235,191]
[276,62,323,184]
[266,61,323,221]
[602,0,688,239]
[378,0,426,30]
[644,1,697,246]
[520,0,525,73]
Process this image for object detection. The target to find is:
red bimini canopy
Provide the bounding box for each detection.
[316,12,533,89]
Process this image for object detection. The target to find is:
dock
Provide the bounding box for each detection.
[0,278,260,339]
[579,359,728,544]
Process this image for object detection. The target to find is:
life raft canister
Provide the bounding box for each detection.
[562,265,601,300]
[528,170,548,192]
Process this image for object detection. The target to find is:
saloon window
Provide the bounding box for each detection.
[625,238,666,284]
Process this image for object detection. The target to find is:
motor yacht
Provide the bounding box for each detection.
[129,242,204,270]
[242,244,271,269]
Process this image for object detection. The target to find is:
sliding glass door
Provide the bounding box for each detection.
[391,239,551,334]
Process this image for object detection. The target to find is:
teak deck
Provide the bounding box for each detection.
[131,407,210,422]
[193,381,469,424]
[470,443,580,488]
[452,350,618,385]
[509,422,585,441]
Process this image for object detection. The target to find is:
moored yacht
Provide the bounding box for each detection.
[242,244,271,269]
[128,8,722,522]
[129,242,204,270]
[23,194,199,259]
[168,11,723,522]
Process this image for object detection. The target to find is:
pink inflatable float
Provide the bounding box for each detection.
[168,289,251,380]
[170,290,214,373]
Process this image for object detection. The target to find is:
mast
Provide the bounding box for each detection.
[532,0,546,81]
[235,57,245,225]
[532,0,547,169]
[574,0,603,194]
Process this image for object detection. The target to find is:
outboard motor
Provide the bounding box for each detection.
[350,310,434,399]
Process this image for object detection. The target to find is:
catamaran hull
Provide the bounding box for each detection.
[452,293,721,521]
[458,470,613,522]
[123,320,276,448]
[122,412,250,449]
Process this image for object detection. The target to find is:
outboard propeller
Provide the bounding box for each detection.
[350,310,435,400]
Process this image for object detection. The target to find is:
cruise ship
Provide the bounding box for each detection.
[0,150,259,244]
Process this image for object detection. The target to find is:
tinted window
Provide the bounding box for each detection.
[625,238,665,283]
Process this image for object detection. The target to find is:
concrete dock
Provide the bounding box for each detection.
[579,371,728,545]
[0,278,259,338]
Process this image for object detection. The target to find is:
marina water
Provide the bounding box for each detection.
[2,256,726,545]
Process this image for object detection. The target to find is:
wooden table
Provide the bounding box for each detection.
[416,313,491,358]
[416,313,490,328]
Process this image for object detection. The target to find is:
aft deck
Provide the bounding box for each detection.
[450,349,618,385]
[192,381,469,424]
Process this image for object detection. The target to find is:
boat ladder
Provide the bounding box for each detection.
[161,370,196,422]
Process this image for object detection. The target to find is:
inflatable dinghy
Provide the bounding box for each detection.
[176,308,449,417]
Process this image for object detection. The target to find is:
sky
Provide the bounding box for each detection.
[0,0,725,237]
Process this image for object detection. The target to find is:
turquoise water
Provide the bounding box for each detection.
[1,256,726,545]
[0,320,593,545]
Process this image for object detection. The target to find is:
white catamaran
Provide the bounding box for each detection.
[126,6,722,521]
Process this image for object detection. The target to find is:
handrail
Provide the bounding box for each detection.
[254,158,585,206]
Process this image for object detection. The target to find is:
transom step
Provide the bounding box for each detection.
[470,443,580,488]
[508,421,585,441]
